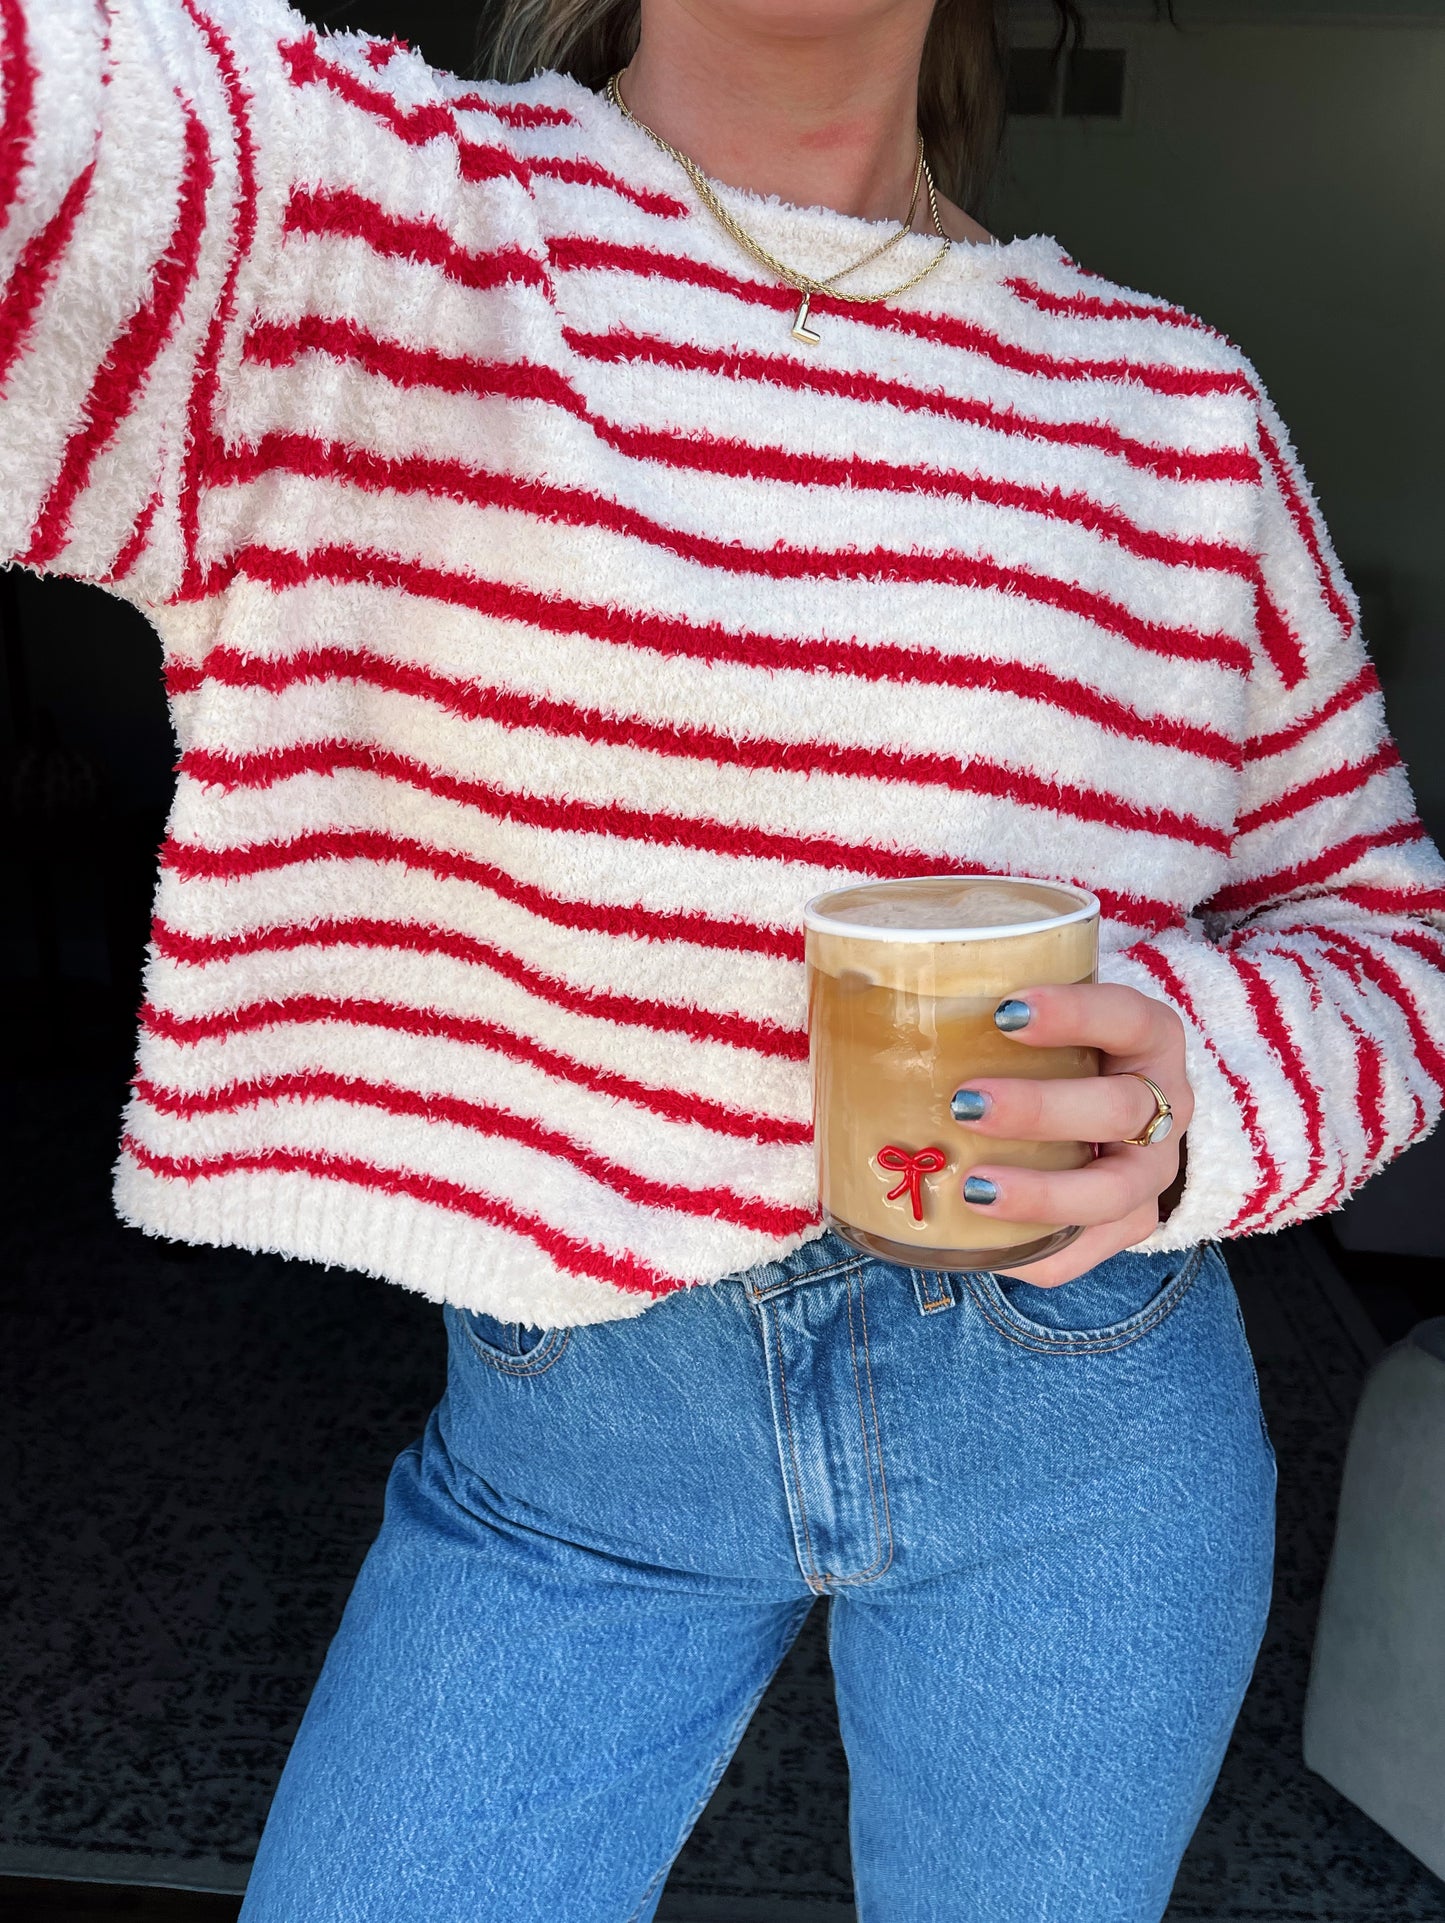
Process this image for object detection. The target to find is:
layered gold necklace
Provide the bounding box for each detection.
[607,71,951,345]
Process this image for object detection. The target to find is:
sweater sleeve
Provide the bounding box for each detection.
[0,0,307,606]
[1103,388,1445,1251]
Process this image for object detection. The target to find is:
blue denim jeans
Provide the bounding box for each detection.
[239,1234,1275,1923]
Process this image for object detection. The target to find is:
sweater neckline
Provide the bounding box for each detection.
[560,72,1066,297]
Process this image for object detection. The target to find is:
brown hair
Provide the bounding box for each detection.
[473,1,1085,213]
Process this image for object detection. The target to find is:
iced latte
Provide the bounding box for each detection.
[805,875,1101,1270]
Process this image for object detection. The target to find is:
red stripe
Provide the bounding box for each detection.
[1205,819,1426,916]
[1257,417,1355,639]
[98,483,163,586]
[1003,277,1225,341]
[0,0,37,231]
[1251,574,1307,690]
[566,327,1260,488]
[550,237,1256,399]
[155,842,807,1059]
[1226,950,1328,1220]
[137,992,812,1147]
[168,742,1183,933]
[20,103,215,568]
[175,0,261,593]
[173,540,1239,775]
[1235,741,1402,837]
[1327,882,1445,917]
[120,1132,680,1298]
[0,158,96,390]
[277,35,684,217]
[1309,929,1445,1095]
[446,91,576,129]
[281,184,551,296]
[1243,663,1379,762]
[155,840,799,961]
[1265,946,1385,1193]
[148,906,803,1058]
[132,1071,817,1237]
[242,315,1257,586]
[1126,942,1280,1233]
[171,646,1230,851]
[207,432,1254,676]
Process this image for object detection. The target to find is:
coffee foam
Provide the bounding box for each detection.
[807,876,1088,934]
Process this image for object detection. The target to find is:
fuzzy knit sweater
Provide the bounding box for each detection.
[4,0,1445,1327]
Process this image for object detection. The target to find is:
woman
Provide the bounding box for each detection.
[4,0,1442,1914]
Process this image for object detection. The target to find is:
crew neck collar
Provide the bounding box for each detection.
[561,71,1065,295]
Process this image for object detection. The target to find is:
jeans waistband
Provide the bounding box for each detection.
[738,1229,872,1304]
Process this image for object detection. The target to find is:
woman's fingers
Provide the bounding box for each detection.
[951,1071,1178,1145]
[993,1205,1164,1288]
[994,981,1185,1063]
[962,1145,1171,1230]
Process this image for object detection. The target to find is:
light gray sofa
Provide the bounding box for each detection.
[1303,1316,1445,1879]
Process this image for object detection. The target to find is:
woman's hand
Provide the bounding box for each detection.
[951,983,1194,1288]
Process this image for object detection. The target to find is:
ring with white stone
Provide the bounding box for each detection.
[1119,1073,1175,1148]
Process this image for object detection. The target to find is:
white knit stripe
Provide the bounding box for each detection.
[200,360,1264,636]
[112,1156,692,1324]
[231,276,1264,536]
[148,803,952,950]
[218,318,1264,557]
[167,680,1238,856]
[0,0,105,267]
[0,5,194,554]
[159,760,1224,921]
[547,255,1258,449]
[556,347,1262,530]
[166,635,1243,817]
[1253,391,1361,643]
[122,1086,812,1278]
[192,480,1258,697]
[139,940,811,1114]
[159,576,1247,768]
[1250,931,1440,1156]
[169,640,1240,799]
[1228,763,1421,868]
[147,855,804,1026]
[133,1019,814,1197]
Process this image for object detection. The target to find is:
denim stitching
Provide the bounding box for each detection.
[624,1597,816,1923]
[456,1313,571,1376]
[767,1300,826,1591]
[746,1251,870,1302]
[827,1265,894,1587]
[962,1245,1206,1355]
[916,1268,954,1313]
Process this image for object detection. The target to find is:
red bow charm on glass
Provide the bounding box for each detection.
[876,1145,949,1223]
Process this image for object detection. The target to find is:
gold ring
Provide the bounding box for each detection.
[1119,1073,1174,1148]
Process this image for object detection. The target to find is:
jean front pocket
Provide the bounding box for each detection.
[450,1304,570,1376]
[964,1243,1212,1354]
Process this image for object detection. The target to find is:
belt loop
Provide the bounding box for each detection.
[912,1268,955,1315]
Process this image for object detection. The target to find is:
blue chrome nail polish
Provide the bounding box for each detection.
[963,1175,999,1206]
[951,1088,989,1122]
[994,999,1032,1032]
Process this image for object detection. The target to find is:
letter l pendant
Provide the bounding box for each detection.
[791,291,821,345]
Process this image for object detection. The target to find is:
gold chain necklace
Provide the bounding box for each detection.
[607,72,951,345]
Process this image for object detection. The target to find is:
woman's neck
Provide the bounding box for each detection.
[622,0,988,241]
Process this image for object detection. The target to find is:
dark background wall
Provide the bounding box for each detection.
[4,0,1442,1241]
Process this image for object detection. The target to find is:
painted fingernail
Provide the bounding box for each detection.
[994,999,1032,1032]
[963,1175,999,1206]
[951,1088,989,1123]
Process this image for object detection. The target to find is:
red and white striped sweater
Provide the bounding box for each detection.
[5,0,1445,1325]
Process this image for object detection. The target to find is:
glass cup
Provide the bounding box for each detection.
[804,874,1101,1271]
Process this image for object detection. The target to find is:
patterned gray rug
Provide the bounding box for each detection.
[2,1074,1443,1920]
